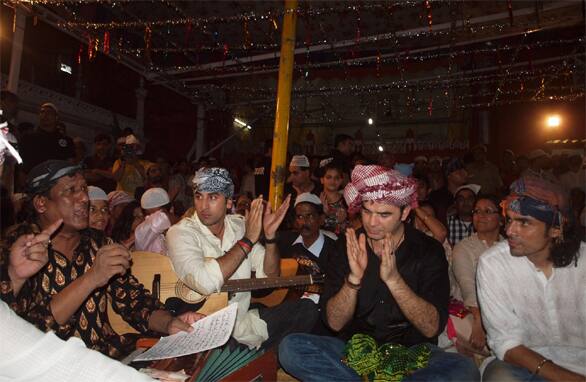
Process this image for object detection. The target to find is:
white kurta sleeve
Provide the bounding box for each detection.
[477,253,524,360]
[0,301,154,382]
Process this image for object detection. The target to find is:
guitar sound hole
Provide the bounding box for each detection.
[165,297,205,315]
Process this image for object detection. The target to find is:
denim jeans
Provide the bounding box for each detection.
[482,359,547,382]
[278,333,480,382]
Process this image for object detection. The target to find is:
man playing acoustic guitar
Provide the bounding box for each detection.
[167,167,318,350]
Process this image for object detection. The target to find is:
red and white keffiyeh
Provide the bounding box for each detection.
[343,165,418,213]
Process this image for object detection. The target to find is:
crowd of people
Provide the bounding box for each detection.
[0,96,585,382]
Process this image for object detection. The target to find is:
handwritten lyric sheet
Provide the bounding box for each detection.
[134,303,238,361]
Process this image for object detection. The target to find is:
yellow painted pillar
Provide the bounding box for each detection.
[268,0,297,209]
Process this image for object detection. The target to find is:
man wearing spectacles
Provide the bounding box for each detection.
[447,184,481,246]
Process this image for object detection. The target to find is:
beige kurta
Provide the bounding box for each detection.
[166,213,268,348]
[452,233,504,307]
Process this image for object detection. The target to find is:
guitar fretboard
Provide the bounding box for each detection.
[221,274,323,293]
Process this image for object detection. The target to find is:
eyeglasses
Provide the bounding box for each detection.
[472,209,499,216]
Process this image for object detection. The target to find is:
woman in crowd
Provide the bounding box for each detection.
[88,186,110,232]
[319,161,348,235]
[107,190,135,235]
[111,201,144,250]
[452,194,504,354]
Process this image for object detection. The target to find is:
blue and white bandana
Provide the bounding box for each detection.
[192,167,234,199]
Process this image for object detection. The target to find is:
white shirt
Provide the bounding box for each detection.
[166,213,268,348]
[0,300,154,382]
[477,241,586,374]
[292,231,325,258]
[135,210,171,255]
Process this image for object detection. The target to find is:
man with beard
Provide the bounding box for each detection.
[278,165,479,381]
[478,176,585,381]
[0,160,202,359]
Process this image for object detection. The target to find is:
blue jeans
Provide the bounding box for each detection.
[482,359,547,382]
[278,333,480,382]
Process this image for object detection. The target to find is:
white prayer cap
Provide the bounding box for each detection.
[41,102,58,114]
[528,149,548,160]
[125,134,140,145]
[141,187,170,209]
[88,186,108,201]
[455,184,481,196]
[294,192,322,207]
[289,155,310,168]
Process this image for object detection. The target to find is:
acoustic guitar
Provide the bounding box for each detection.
[108,251,324,335]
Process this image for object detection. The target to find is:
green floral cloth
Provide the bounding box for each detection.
[344,334,431,381]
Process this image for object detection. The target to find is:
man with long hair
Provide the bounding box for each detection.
[478,176,585,381]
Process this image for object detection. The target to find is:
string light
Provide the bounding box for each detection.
[23,1,432,30]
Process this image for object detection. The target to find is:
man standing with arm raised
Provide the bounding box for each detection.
[279,165,479,381]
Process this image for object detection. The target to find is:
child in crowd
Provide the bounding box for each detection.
[318,160,348,235]
[88,186,110,232]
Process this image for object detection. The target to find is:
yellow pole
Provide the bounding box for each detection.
[269,0,297,209]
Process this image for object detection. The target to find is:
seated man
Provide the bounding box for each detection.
[277,193,337,289]
[478,176,586,381]
[167,168,317,350]
[0,160,201,359]
[135,187,175,255]
[279,165,480,381]
[447,184,480,246]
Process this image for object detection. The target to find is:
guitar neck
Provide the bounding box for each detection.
[221,274,319,293]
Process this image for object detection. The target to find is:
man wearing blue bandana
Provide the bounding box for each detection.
[478,176,586,381]
[167,167,318,350]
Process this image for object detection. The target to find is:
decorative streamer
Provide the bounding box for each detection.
[428,96,433,116]
[243,19,251,49]
[77,43,83,64]
[93,37,100,59]
[103,31,110,54]
[144,26,152,62]
[424,0,433,31]
[507,0,514,26]
[223,43,229,66]
[117,36,123,60]
[352,6,361,58]
[87,35,93,60]
[184,21,193,47]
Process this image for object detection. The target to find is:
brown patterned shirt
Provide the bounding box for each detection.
[0,225,163,359]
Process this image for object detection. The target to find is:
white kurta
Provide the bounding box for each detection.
[166,213,268,348]
[477,241,586,375]
[0,300,154,382]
